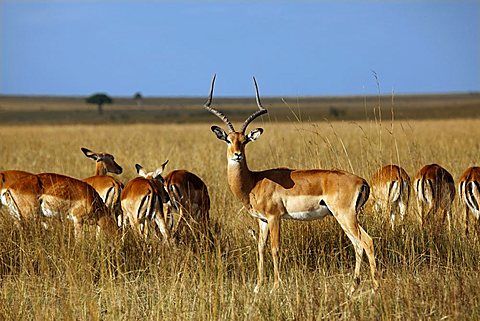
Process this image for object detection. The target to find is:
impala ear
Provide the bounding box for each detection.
[246,128,263,142]
[135,164,148,178]
[160,159,169,171]
[152,169,163,180]
[211,126,228,142]
[152,160,168,178]
[81,147,99,160]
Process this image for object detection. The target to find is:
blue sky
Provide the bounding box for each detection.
[1,1,479,97]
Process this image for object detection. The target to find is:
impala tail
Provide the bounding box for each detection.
[416,178,434,206]
[103,186,117,209]
[388,177,409,203]
[465,181,480,213]
[388,180,402,203]
[145,182,167,224]
[159,184,180,231]
[355,182,370,212]
[138,190,154,222]
[168,184,182,212]
[402,179,411,199]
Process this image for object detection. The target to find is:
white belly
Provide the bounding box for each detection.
[282,205,332,221]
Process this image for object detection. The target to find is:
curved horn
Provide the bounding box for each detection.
[203,74,235,133]
[240,76,268,133]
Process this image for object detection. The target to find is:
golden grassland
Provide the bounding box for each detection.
[1,102,480,319]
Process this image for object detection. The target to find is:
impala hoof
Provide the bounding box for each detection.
[348,277,361,295]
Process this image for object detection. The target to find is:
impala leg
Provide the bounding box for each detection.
[389,207,395,231]
[335,214,362,292]
[152,196,171,244]
[131,219,139,236]
[268,215,282,292]
[66,205,86,240]
[399,202,407,221]
[154,215,171,244]
[399,200,407,234]
[141,223,148,239]
[97,215,118,239]
[443,208,450,232]
[444,203,452,233]
[175,207,186,238]
[115,203,124,228]
[336,212,378,292]
[465,206,470,236]
[132,218,143,239]
[344,230,364,294]
[121,209,129,230]
[473,210,480,237]
[116,212,122,228]
[73,217,83,240]
[2,190,22,221]
[358,225,378,290]
[417,199,425,227]
[163,203,174,231]
[423,201,435,229]
[254,218,269,293]
[425,203,434,228]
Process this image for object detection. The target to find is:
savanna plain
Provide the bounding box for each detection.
[1,95,480,320]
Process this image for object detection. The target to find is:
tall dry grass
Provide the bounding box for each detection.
[1,117,480,320]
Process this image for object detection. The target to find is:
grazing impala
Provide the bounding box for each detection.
[121,162,172,243]
[0,170,35,208]
[81,147,124,226]
[370,164,411,231]
[163,170,210,239]
[414,164,455,230]
[204,75,378,293]
[458,166,480,235]
[3,173,118,239]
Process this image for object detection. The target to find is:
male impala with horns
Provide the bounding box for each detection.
[204,74,378,293]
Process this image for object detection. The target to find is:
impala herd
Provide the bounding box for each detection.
[1,75,479,294]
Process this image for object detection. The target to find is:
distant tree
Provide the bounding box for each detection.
[134,92,143,107]
[86,93,113,115]
[328,106,345,119]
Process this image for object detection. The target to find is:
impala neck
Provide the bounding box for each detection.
[227,157,255,206]
[95,162,108,176]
